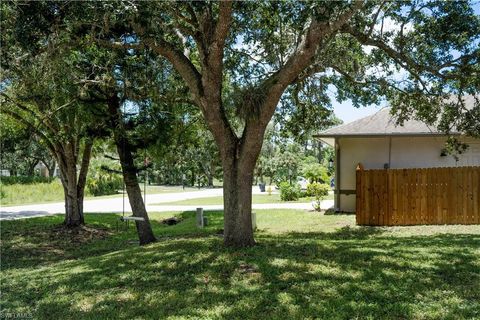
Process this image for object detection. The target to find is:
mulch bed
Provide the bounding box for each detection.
[49,224,112,243]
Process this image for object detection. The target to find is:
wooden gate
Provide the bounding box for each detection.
[356,164,480,226]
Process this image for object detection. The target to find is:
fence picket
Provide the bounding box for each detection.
[474,168,480,224]
[356,166,480,226]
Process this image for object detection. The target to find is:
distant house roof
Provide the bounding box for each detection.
[315,107,443,138]
[316,95,477,139]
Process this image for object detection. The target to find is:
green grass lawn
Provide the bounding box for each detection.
[1,210,479,319]
[0,182,214,207]
[154,193,334,206]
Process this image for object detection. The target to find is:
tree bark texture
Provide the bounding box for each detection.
[222,158,256,247]
[218,134,264,247]
[107,95,156,245]
[57,140,93,227]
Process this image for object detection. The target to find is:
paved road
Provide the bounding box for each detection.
[0,188,334,220]
[147,201,333,213]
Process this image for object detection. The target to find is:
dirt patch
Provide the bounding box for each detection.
[49,224,112,243]
[161,217,183,225]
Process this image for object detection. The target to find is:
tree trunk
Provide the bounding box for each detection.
[317,141,323,163]
[76,141,92,225]
[222,157,256,247]
[191,169,195,187]
[61,160,84,227]
[26,160,37,176]
[58,140,93,228]
[116,139,156,245]
[108,95,156,245]
[44,159,56,177]
[64,192,83,226]
[207,170,214,187]
[220,137,260,247]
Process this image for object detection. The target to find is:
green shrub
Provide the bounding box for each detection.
[0,176,55,185]
[307,182,330,211]
[279,181,301,201]
[86,157,124,197]
[306,182,329,197]
[0,188,5,200]
[86,171,123,196]
[302,163,329,183]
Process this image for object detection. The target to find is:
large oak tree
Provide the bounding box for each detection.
[100,1,479,247]
[6,1,480,246]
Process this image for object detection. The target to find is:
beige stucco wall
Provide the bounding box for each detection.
[337,136,480,212]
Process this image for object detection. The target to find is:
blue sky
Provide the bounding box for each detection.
[331,99,383,124]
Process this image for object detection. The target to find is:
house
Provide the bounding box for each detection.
[34,161,60,177]
[34,162,50,177]
[316,100,480,212]
[0,169,10,177]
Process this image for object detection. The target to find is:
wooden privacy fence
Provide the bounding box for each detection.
[356,164,480,226]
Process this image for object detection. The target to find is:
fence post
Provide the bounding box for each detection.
[251,212,257,231]
[196,208,204,228]
[356,163,364,225]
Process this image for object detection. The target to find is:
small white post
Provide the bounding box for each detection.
[196,208,204,228]
[251,212,257,231]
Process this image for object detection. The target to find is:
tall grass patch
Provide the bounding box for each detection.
[0,179,64,206]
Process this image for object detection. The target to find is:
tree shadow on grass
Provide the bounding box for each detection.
[323,208,356,215]
[1,211,224,271]
[278,225,382,240]
[0,214,138,270]
[2,223,479,319]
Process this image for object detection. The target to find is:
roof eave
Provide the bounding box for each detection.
[313,132,462,138]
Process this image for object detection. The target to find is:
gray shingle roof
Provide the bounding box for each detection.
[316,107,440,137]
[316,95,477,137]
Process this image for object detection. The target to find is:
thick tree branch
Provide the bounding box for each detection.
[367,1,388,37]
[329,64,410,94]
[208,0,232,75]
[97,34,204,102]
[100,166,123,175]
[197,1,237,150]
[0,92,68,134]
[260,1,365,122]
[146,39,203,100]
[343,25,473,81]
